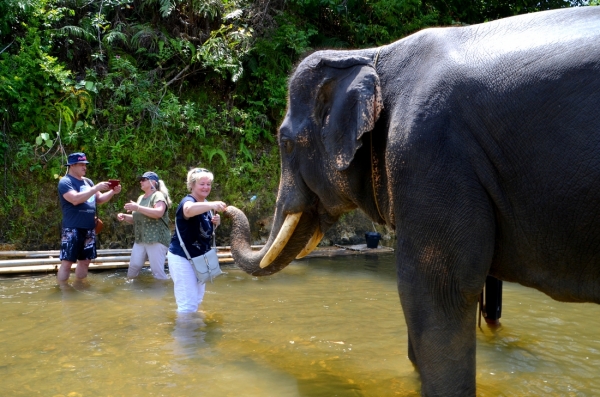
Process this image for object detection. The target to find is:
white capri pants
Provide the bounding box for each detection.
[167,251,206,313]
[128,242,169,280]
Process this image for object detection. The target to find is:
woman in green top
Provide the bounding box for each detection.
[117,171,172,280]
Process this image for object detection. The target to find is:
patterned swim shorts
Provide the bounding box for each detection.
[59,227,97,262]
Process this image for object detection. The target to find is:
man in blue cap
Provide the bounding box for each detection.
[57,152,122,284]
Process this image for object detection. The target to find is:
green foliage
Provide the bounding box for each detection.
[0,0,46,37]
[239,15,318,124]
[284,0,439,47]
[426,0,586,24]
[0,28,91,179]
[198,22,253,82]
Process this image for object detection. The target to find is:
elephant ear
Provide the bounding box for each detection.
[316,57,383,171]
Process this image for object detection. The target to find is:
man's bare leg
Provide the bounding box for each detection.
[74,259,91,280]
[57,261,74,283]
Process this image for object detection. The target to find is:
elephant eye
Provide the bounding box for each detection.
[282,139,294,154]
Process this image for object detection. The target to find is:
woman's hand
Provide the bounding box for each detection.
[124,200,139,212]
[212,213,221,227]
[117,212,133,224]
[211,201,227,212]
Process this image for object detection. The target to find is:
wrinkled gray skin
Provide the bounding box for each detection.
[225,7,600,396]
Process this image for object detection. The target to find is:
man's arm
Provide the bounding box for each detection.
[62,184,102,206]
[62,181,120,205]
[97,187,119,204]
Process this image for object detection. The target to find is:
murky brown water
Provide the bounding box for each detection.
[0,254,599,396]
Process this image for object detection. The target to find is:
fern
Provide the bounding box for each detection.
[53,25,96,41]
[193,0,223,20]
[131,24,162,52]
[103,30,128,47]
[159,0,176,17]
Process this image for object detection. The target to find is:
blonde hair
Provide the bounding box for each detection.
[186,168,214,191]
[151,179,172,208]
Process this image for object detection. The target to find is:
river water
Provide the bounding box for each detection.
[0,254,599,396]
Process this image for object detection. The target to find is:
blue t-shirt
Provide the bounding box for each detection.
[58,175,96,229]
[169,195,213,258]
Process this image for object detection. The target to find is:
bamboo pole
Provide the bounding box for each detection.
[0,253,234,268]
[0,257,236,275]
[0,246,264,258]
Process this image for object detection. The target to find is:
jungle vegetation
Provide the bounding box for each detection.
[0,0,593,249]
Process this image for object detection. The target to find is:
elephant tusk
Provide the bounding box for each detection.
[295,227,324,259]
[260,213,302,268]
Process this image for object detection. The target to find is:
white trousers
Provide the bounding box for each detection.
[128,242,169,280]
[167,252,206,313]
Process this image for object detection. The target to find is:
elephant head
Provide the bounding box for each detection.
[226,51,383,276]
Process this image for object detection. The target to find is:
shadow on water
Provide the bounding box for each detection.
[0,254,599,396]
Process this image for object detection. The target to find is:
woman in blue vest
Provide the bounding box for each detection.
[167,168,227,313]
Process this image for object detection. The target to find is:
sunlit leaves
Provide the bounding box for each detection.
[197,23,253,81]
[193,0,224,20]
[35,132,53,147]
[159,0,223,19]
[159,0,177,17]
[224,9,243,20]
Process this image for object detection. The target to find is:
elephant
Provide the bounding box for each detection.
[224,7,600,397]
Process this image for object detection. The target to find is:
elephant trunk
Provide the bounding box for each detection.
[224,206,321,276]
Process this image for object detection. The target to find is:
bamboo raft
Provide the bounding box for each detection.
[0,244,394,275]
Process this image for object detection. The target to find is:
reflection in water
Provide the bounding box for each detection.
[362,252,382,272]
[167,312,207,374]
[0,256,599,396]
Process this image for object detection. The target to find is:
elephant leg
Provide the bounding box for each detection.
[396,226,493,396]
[400,276,479,397]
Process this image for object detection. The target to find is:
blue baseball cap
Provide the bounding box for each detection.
[65,152,89,166]
[138,171,159,182]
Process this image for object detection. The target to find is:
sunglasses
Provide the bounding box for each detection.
[140,178,148,181]
[193,168,210,173]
